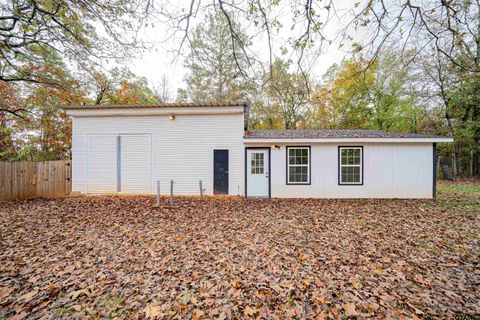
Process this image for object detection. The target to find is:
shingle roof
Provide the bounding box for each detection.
[244,129,449,139]
[64,101,248,109]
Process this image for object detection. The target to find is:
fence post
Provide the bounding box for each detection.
[10,162,14,200]
[170,180,174,208]
[199,180,203,198]
[156,180,160,206]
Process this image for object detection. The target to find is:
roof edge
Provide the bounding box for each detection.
[63,101,249,110]
[243,137,454,143]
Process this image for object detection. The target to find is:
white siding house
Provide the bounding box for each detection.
[68,103,246,196]
[66,102,453,199]
[246,142,434,198]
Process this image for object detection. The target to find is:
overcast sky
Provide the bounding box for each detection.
[128,0,363,99]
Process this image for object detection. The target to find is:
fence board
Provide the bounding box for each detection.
[0,160,71,201]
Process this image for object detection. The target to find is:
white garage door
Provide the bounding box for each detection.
[120,134,151,194]
[87,135,118,193]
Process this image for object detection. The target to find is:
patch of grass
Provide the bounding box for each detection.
[455,314,477,320]
[438,182,480,194]
[109,308,126,319]
[52,307,77,316]
[436,181,480,211]
[102,294,126,308]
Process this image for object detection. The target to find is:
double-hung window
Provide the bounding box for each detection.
[339,147,363,185]
[287,147,310,184]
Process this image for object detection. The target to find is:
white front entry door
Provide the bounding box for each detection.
[246,148,269,197]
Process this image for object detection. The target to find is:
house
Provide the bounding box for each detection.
[65,101,453,199]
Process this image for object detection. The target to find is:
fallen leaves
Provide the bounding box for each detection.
[343,302,360,317]
[0,287,14,299]
[348,275,361,289]
[243,305,258,317]
[144,303,161,318]
[0,184,479,319]
[9,311,28,320]
[18,289,38,303]
[68,288,90,300]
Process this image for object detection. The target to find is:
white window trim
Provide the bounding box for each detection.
[339,146,363,185]
[287,146,310,184]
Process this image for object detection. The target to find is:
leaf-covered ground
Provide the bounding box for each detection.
[0,182,479,319]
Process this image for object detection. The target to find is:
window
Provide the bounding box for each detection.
[339,147,363,185]
[287,147,310,184]
[251,152,264,174]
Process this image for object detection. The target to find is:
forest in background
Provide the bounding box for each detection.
[1,1,478,176]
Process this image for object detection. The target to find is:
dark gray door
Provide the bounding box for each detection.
[214,150,229,194]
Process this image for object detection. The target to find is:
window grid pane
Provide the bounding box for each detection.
[340,147,362,184]
[288,147,309,184]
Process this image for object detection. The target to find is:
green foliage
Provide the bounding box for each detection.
[256,58,310,129]
[309,52,420,132]
[449,75,480,147]
[184,11,254,103]
[175,88,188,103]
[250,100,285,130]
[433,47,480,175]
[8,65,85,161]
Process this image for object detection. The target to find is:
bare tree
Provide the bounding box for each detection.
[0,0,155,85]
[157,75,172,103]
[158,0,479,78]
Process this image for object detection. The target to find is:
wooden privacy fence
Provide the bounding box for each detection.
[0,160,71,201]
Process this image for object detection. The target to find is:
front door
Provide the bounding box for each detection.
[214,150,229,194]
[246,148,269,197]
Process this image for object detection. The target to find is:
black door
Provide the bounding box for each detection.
[214,150,229,194]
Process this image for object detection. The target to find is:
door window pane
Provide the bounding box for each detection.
[251,152,264,174]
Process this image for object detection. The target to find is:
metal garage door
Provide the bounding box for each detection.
[119,134,151,194]
[87,135,118,193]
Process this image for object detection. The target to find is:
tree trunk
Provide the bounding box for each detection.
[470,149,474,177]
[95,87,107,105]
[472,106,480,176]
[452,153,457,177]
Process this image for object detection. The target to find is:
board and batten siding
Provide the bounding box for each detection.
[72,113,244,195]
[268,143,434,198]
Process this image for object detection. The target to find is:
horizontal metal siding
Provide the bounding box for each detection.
[270,143,433,199]
[71,114,244,195]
